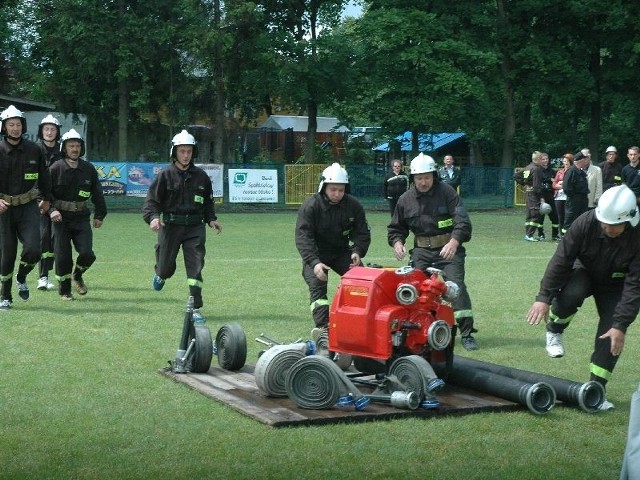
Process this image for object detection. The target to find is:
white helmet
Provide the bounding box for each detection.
[170,129,198,160]
[318,162,349,193]
[539,201,552,215]
[38,114,62,141]
[595,185,639,227]
[1,104,27,136]
[410,153,437,175]
[60,129,86,157]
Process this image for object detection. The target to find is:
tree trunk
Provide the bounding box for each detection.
[212,0,225,164]
[496,0,515,168]
[305,100,318,164]
[118,79,128,161]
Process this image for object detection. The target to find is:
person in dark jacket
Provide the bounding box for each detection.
[295,162,371,331]
[0,105,52,309]
[537,152,560,241]
[622,146,640,203]
[560,150,590,234]
[438,154,461,191]
[48,129,106,300]
[527,185,640,410]
[388,153,478,351]
[383,159,409,216]
[36,114,63,291]
[143,130,221,322]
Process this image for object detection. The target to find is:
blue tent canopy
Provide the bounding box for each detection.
[372,132,465,152]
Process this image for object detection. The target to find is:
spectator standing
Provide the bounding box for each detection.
[36,114,63,291]
[582,148,603,209]
[388,153,479,351]
[599,146,622,192]
[0,105,51,310]
[527,185,640,410]
[438,154,461,191]
[383,159,409,216]
[522,151,545,241]
[561,150,590,234]
[622,146,640,203]
[553,153,573,236]
[537,152,560,241]
[143,130,221,322]
[295,162,371,333]
[48,129,106,300]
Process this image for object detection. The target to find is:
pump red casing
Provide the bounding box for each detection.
[328,266,455,363]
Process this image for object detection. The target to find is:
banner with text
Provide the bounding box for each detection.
[228,169,278,203]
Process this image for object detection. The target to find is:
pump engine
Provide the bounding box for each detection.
[328,265,458,373]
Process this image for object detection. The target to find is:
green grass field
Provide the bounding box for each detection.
[0,209,636,479]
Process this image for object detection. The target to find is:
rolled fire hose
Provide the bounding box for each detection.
[286,355,368,410]
[389,355,445,402]
[451,356,604,413]
[254,343,314,397]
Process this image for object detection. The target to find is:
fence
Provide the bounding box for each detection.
[103,163,521,212]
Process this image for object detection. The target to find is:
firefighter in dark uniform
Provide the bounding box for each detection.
[527,185,640,411]
[383,159,409,216]
[388,153,479,350]
[295,162,371,331]
[598,145,622,192]
[523,151,545,241]
[48,129,106,300]
[538,153,560,241]
[0,105,52,310]
[143,130,221,323]
[36,114,63,291]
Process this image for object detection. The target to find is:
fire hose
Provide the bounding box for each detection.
[389,355,445,408]
[286,355,369,410]
[254,343,315,397]
[451,356,605,413]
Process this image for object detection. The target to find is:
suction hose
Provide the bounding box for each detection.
[451,356,604,413]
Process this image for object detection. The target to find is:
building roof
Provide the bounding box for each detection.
[259,115,350,133]
[373,131,466,152]
[0,94,55,111]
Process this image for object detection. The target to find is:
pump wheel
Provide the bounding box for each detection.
[216,322,247,371]
[186,325,213,373]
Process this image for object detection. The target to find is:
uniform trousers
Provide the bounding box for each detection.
[39,214,54,277]
[155,223,206,309]
[546,267,623,386]
[0,201,40,300]
[52,217,96,294]
[302,251,353,328]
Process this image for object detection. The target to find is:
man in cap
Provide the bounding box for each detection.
[143,130,221,323]
[295,162,371,334]
[527,185,640,410]
[388,153,479,350]
[0,105,52,309]
[598,146,622,192]
[561,149,590,234]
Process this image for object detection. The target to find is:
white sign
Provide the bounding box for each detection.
[196,163,224,198]
[228,169,278,203]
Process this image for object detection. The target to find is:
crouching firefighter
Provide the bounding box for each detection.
[527,185,640,410]
[295,163,371,334]
[387,153,479,351]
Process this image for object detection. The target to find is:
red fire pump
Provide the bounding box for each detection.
[328,265,458,371]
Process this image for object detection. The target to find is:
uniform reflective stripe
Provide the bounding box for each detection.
[310,299,330,311]
[24,173,38,180]
[194,195,203,204]
[549,311,574,325]
[187,278,203,288]
[78,190,90,198]
[0,273,13,282]
[41,252,54,259]
[438,218,453,229]
[590,363,612,380]
[55,273,72,281]
[454,309,473,319]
